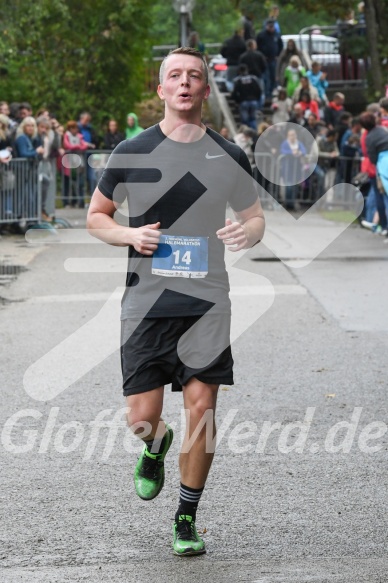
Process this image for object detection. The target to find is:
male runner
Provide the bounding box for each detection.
[87,47,265,556]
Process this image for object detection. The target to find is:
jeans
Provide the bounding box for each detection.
[365,177,387,228]
[239,100,261,130]
[285,185,298,209]
[263,59,277,98]
[312,165,325,197]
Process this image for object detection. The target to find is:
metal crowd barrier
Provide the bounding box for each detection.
[0,158,41,226]
[30,147,363,213]
[58,150,111,208]
[253,153,362,210]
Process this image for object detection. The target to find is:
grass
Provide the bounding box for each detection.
[320,210,359,224]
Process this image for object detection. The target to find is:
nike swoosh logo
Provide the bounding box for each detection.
[205,153,226,159]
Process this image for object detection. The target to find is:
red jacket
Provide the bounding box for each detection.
[360,131,376,178]
[297,99,320,119]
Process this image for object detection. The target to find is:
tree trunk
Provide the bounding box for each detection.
[364,0,384,96]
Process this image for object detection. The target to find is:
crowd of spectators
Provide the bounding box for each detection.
[221,96,388,241]
[0,103,143,226]
[218,6,388,241]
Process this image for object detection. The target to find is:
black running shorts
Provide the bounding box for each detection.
[120,315,234,396]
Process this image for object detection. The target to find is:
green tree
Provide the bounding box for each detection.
[0,0,153,126]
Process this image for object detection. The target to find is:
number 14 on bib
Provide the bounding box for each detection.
[152,235,209,278]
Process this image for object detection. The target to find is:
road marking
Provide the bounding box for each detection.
[19,284,306,304]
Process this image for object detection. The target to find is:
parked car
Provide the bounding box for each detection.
[282,33,366,82]
[209,54,228,92]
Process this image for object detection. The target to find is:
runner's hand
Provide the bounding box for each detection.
[130,222,161,255]
[216,218,247,252]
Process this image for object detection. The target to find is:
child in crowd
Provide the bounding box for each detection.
[306,62,329,105]
[271,88,292,124]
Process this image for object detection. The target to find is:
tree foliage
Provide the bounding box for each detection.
[0,0,386,125]
[0,0,153,126]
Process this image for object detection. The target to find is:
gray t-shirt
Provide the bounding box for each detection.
[98,124,258,320]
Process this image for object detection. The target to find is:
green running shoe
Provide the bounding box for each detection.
[172,515,206,556]
[133,424,173,501]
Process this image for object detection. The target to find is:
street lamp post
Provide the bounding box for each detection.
[173,0,196,47]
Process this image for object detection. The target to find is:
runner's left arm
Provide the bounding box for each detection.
[216,199,265,252]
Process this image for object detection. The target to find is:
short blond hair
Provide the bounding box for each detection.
[159,47,208,85]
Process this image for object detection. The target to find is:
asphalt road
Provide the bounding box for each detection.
[0,208,387,582]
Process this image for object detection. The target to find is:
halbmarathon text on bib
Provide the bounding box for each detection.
[152,235,209,278]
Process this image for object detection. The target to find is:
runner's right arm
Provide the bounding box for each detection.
[86,188,161,254]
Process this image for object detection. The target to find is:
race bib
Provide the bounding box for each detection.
[152,235,208,278]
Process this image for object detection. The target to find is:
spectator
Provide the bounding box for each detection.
[219,127,234,142]
[296,91,320,119]
[284,57,306,98]
[125,112,144,139]
[256,19,283,100]
[357,2,366,27]
[304,113,321,138]
[103,119,125,150]
[35,116,54,220]
[0,101,10,116]
[18,102,33,121]
[253,121,276,193]
[241,13,255,40]
[271,87,292,124]
[360,111,388,232]
[233,125,256,165]
[231,64,263,130]
[188,31,206,56]
[78,111,99,149]
[289,103,307,127]
[36,108,50,119]
[277,39,308,84]
[0,114,12,151]
[292,75,319,105]
[221,30,246,92]
[15,117,44,218]
[317,128,339,190]
[63,120,88,208]
[336,8,366,80]
[340,117,362,153]
[323,92,345,129]
[379,98,388,128]
[334,111,352,148]
[239,39,267,105]
[9,102,20,124]
[306,62,329,105]
[78,111,99,196]
[280,128,307,210]
[341,134,361,183]
[0,115,13,218]
[15,117,43,159]
[359,113,387,233]
[264,5,281,35]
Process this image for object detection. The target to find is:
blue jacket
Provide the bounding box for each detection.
[15,134,39,158]
[280,139,307,182]
[256,29,283,60]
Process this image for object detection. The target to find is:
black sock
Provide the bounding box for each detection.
[175,483,204,522]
